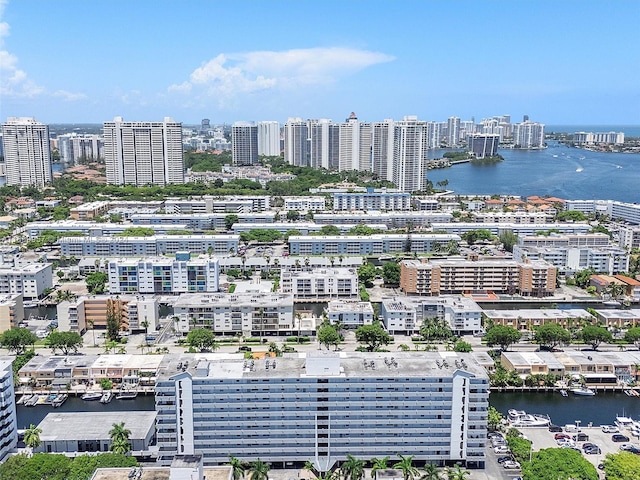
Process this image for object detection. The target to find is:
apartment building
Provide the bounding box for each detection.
[517,233,611,248]
[332,190,411,211]
[0,294,24,333]
[513,121,545,149]
[1,117,52,187]
[131,212,275,230]
[483,308,594,331]
[232,122,259,165]
[472,212,555,224]
[26,220,192,239]
[619,225,640,250]
[69,201,111,220]
[58,133,104,163]
[0,264,53,300]
[164,196,270,214]
[326,301,374,328]
[59,235,240,257]
[393,116,429,193]
[430,222,591,236]
[154,352,488,469]
[281,268,359,299]
[573,131,624,145]
[313,212,452,228]
[513,244,629,275]
[288,234,460,256]
[283,196,326,211]
[172,292,294,336]
[257,121,281,156]
[104,116,184,185]
[108,256,220,294]
[400,258,556,297]
[56,295,159,334]
[0,358,17,462]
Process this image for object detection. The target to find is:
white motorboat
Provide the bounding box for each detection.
[560,389,568,397]
[116,390,138,400]
[571,387,596,396]
[100,391,114,404]
[508,409,551,427]
[81,391,102,401]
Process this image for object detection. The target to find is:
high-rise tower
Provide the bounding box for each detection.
[232,122,259,165]
[1,117,52,187]
[393,116,428,193]
[103,116,184,186]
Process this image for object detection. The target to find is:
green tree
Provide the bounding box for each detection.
[603,451,640,480]
[283,229,301,241]
[393,454,419,480]
[66,453,137,480]
[24,423,42,449]
[461,229,494,245]
[341,454,365,480]
[453,340,472,352]
[286,210,300,222]
[229,455,246,480]
[484,325,522,351]
[0,327,37,354]
[45,331,83,355]
[580,325,613,350]
[114,227,154,237]
[0,453,72,480]
[419,318,453,343]
[319,225,341,236]
[318,324,341,350]
[370,456,390,480]
[109,422,131,455]
[105,298,124,342]
[348,225,384,236]
[85,271,108,294]
[487,406,503,431]
[186,328,218,351]
[534,323,571,350]
[556,210,587,222]
[573,268,596,289]
[248,459,270,480]
[355,323,392,352]
[225,214,239,231]
[357,263,379,288]
[443,465,470,480]
[420,463,441,480]
[624,327,640,349]
[498,230,518,252]
[382,262,401,285]
[523,447,597,480]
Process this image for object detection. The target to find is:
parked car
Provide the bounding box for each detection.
[613,434,630,442]
[497,456,513,464]
[564,425,582,433]
[554,433,571,440]
[548,424,563,432]
[602,425,619,433]
[238,346,252,352]
[503,461,521,470]
[584,446,602,455]
[494,446,511,454]
[573,433,589,442]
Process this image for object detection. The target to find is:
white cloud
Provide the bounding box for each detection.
[53,90,87,101]
[168,47,394,105]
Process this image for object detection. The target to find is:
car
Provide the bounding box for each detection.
[554,433,571,440]
[494,446,511,454]
[487,432,504,439]
[573,433,589,442]
[238,346,252,352]
[602,425,620,433]
[557,439,576,448]
[497,456,513,464]
[503,461,521,470]
[613,434,630,442]
[584,446,602,455]
[582,442,598,450]
[564,425,582,433]
[548,424,563,432]
[598,463,605,470]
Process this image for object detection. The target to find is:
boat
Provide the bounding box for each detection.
[81,391,102,401]
[116,390,138,400]
[625,390,634,397]
[575,168,583,172]
[36,394,49,405]
[16,394,33,405]
[24,395,40,407]
[507,409,551,427]
[615,416,635,430]
[52,394,68,407]
[552,154,558,158]
[571,386,596,396]
[560,389,568,397]
[100,391,114,404]
[43,394,58,405]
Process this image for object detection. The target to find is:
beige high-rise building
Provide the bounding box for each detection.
[104,116,184,185]
[392,116,428,193]
[1,117,52,187]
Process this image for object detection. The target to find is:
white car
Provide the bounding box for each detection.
[602,425,619,433]
[494,445,511,454]
[503,460,521,470]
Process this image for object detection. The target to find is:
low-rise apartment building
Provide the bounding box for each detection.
[131,213,275,231]
[430,222,591,236]
[400,258,556,297]
[280,268,359,300]
[154,352,488,469]
[0,294,23,333]
[313,212,452,228]
[0,263,53,299]
[332,191,412,211]
[482,308,594,331]
[69,201,111,220]
[517,233,611,248]
[513,244,629,275]
[288,234,460,255]
[172,292,294,336]
[26,220,192,238]
[326,301,374,328]
[283,196,326,211]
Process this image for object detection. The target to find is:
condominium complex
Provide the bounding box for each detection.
[0,263,53,300]
[313,211,452,228]
[400,258,556,297]
[164,196,270,214]
[331,190,411,211]
[393,116,428,193]
[0,294,24,333]
[257,121,281,156]
[232,122,259,165]
[172,292,294,336]
[513,244,629,275]
[104,116,184,185]
[573,131,624,145]
[108,256,220,294]
[619,225,640,249]
[280,268,359,299]
[283,117,309,166]
[513,120,545,148]
[288,234,460,255]
[326,300,374,328]
[57,133,104,163]
[467,134,499,159]
[0,358,17,463]
[1,117,52,187]
[131,212,275,230]
[155,352,488,469]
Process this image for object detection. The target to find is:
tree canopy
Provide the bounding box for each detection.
[317,324,341,351]
[355,322,392,352]
[85,271,108,294]
[0,327,37,354]
[357,263,379,288]
[419,318,453,343]
[318,225,341,236]
[624,327,640,349]
[603,452,640,480]
[382,262,401,286]
[523,447,597,480]
[534,323,571,350]
[484,325,522,351]
[461,229,494,245]
[580,325,612,350]
[46,331,83,355]
[186,328,218,352]
[114,227,154,237]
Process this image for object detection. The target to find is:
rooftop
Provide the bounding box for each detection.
[39,411,156,441]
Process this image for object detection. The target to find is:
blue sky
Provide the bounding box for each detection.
[1,0,639,125]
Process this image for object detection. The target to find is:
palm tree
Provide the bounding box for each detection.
[370,456,390,479]
[443,466,469,480]
[249,459,270,480]
[229,455,246,480]
[393,454,419,480]
[341,454,365,480]
[24,423,42,450]
[110,437,132,454]
[420,463,441,480]
[109,422,131,443]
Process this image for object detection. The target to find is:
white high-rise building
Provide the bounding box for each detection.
[447,116,461,147]
[256,121,281,156]
[0,358,17,462]
[371,119,395,182]
[232,122,259,165]
[309,119,334,169]
[103,116,184,186]
[58,133,104,164]
[1,117,52,187]
[393,116,428,193]
[283,117,309,166]
[338,114,360,171]
[513,121,545,149]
